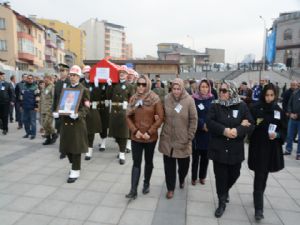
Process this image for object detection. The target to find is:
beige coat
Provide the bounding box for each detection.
[158,91,198,158]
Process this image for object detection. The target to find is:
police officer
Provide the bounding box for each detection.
[0,71,14,135]
[53,65,90,183]
[108,65,134,164]
[53,64,70,158]
[40,74,57,145]
[81,65,102,160]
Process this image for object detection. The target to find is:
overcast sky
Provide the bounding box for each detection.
[7,0,300,63]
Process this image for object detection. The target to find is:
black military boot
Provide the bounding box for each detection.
[42,135,52,145]
[142,165,153,194]
[51,133,58,144]
[126,167,140,200]
[215,194,227,218]
[254,192,264,221]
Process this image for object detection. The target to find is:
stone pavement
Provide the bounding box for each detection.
[0,123,300,225]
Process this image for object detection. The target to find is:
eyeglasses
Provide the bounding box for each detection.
[219,88,228,94]
[137,82,147,87]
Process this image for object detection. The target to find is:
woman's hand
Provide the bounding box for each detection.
[203,123,208,132]
[241,119,251,127]
[135,130,143,139]
[143,132,150,140]
[269,132,276,140]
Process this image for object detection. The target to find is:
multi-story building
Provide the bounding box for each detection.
[0,3,45,71]
[273,11,300,67]
[205,48,225,63]
[37,18,85,65]
[80,19,127,60]
[125,43,133,59]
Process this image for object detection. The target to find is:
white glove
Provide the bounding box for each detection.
[53,112,59,118]
[69,113,79,120]
[122,101,128,110]
[107,78,112,86]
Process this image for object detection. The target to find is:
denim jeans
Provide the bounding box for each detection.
[286,118,300,155]
[22,109,37,136]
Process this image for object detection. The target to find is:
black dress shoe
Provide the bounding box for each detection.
[255,209,264,220]
[2,130,8,135]
[30,135,35,140]
[215,203,226,218]
[60,153,66,159]
[85,156,91,160]
[119,159,125,165]
[23,134,29,138]
[99,147,105,152]
[125,148,131,153]
[142,183,150,194]
[125,190,137,199]
[67,177,77,183]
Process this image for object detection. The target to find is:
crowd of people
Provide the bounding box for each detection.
[0,66,299,221]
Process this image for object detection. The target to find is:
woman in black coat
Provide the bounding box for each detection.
[248,83,285,221]
[207,80,254,218]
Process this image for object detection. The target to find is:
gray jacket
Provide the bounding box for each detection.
[288,89,300,119]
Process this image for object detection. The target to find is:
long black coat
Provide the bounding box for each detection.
[248,102,285,172]
[206,102,254,165]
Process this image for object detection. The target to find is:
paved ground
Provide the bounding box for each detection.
[1,123,300,225]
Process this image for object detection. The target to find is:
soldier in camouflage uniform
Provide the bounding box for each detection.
[81,66,102,160]
[108,66,135,164]
[40,74,57,145]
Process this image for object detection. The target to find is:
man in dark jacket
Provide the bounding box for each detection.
[15,74,27,129]
[285,85,300,160]
[21,74,40,139]
[0,71,14,135]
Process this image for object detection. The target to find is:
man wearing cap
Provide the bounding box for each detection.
[39,74,57,145]
[53,65,90,183]
[0,71,14,135]
[53,64,70,158]
[81,65,102,160]
[108,65,135,164]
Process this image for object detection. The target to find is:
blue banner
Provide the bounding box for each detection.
[266,29,276,64]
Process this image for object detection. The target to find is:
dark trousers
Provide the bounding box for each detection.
[15,102,23,127]
[116,138,127,152]
[67,153,81,170]
[254,171,269,193]
[100,129,108,139]
[0,104,9,131]
[131,140,156,184]
[9,103,14,122]
[88,133,95,148]
[23,109,37,136]
[163,154,190,191]
[192,149,209,181]
[213,161,241,197]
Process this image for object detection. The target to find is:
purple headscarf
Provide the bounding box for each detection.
[192,79,213,100]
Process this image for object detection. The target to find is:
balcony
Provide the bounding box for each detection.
[45,54,57,63]
[18,52,34,64]
[17,32,33,41]
[46,40,57,48]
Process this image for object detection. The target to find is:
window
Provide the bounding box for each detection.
[0,18,6,29]
[38,34,41,43]
[60,30,64,37]
[284,29,293,40]
[0,40,7,51]
[18,39,34,54]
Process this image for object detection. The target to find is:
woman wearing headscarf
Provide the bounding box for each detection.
[248,83,285,221]
[207,80,254,217]
[125,75,164,199]
[159,78,198,199]
[191,79,214,185]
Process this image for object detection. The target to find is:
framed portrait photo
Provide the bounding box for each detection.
[57,88,83,115]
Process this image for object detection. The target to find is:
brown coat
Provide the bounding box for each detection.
[158,91,198,158]
[126,99,164,143]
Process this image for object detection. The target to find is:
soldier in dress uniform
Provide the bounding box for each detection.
[98,82,110,152]
[53,63,70,159]
[125,68,138,153]
[53,65,90,183]
[81,65,102,160]
[39,74,57,145]
[108,65,135,164]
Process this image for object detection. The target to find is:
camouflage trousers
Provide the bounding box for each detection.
[41,113,55,135]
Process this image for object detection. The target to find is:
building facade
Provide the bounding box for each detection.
[80,19,128,60]
[205,48,225,63]
[274,11,300,68]
[37,18,85,66]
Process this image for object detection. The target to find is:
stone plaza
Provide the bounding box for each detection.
[0,124,300,225]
